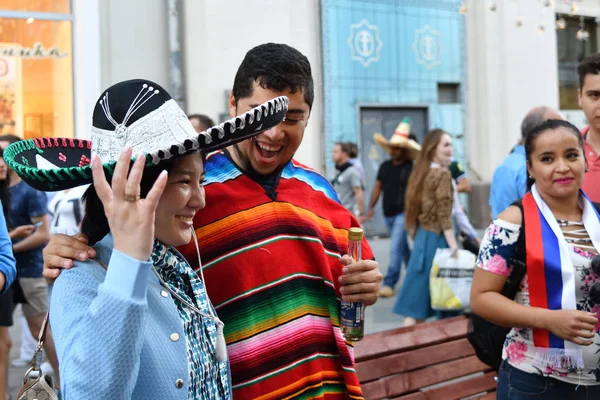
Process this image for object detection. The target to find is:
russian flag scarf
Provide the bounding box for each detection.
[522,184,600,370]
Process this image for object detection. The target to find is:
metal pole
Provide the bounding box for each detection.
[167,0,185,110]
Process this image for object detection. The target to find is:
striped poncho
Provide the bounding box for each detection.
[177,150,373,399]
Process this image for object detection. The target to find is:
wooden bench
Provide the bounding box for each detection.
[354,315,497,400]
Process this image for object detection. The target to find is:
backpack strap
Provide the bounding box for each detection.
[510,200,526,264]
[501,200,527,298]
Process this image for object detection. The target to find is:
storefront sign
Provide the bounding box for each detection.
[0,42,68,59]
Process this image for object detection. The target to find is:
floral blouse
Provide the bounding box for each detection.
[477,219,600,385]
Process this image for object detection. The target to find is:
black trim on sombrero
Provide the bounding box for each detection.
[4,78,288,192]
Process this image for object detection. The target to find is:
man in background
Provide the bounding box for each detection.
[578,54,600,202]
[332,141,365,222]
[347,142,365,186]
[489,106,562,219]
[188,113,215,133]
[449,159,470,193]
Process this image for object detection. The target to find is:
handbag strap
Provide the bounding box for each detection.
[27,258,107,372]
[30,312,49,370]
[27,257,107,373]
[19,311,59,399]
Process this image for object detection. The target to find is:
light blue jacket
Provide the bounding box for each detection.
[50,234,230,399]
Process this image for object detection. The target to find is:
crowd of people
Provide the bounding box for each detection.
[325,52,600,399]
[6,43,382,399]
[330,117,479,327]
[0,41,599,400]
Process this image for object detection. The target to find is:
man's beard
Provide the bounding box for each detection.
[232,142,255,175]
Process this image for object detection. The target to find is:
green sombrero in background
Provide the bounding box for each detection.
[4,79,288,191]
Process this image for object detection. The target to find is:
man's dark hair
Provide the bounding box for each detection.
[232,43,314,110]
[346,142,359,158]
[0,134,21,145]
[188,114,215,131]
[335,142,352,157]
[520,107,552,141]
[578,53,600,89]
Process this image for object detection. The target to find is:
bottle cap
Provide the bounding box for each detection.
[348,227,364,241]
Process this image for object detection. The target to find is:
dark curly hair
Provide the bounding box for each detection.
[578,53,600,89]
[232,43,314,110]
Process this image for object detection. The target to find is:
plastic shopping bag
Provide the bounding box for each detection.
[430,248,476,311]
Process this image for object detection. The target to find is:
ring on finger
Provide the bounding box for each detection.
[124,193,141,202]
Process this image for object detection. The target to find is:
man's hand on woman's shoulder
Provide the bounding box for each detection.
[43,233,96,281]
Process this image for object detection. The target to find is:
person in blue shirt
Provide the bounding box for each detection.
[489,107,562,219]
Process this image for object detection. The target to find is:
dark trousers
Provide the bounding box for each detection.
[497,360,600,399]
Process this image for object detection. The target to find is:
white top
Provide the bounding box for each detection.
[48,184,89,236]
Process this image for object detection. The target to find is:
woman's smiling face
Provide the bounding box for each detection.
[154,153,206,247]
[527,127,586,200]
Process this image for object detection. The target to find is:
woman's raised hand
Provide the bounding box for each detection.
[91,146,168,261]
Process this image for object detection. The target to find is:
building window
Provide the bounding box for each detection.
[437,83,460,104]
[557,15,599,110]
[0,2,73,139]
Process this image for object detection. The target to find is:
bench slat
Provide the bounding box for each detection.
[415,371,496,399]
[393,371,496,400]
[361,355,491,400]
[355,317,469,362]
[357,338,476,382]
[358,316,467,340]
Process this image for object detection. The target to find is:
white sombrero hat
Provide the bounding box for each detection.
[373,117,421,160]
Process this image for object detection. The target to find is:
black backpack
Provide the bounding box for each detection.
[467,199,600,370]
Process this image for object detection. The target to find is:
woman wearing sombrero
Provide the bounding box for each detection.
[4,79,288,399]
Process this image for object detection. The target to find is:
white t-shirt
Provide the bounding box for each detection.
[47,184,89,236]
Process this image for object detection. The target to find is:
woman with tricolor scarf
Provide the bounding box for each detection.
[471,119,600,399]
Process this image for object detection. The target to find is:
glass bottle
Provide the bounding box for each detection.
[340,227,365,341]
